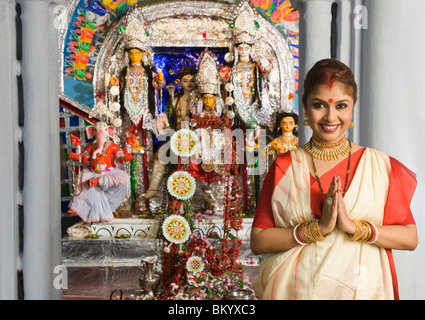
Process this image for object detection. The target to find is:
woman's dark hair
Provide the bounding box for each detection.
[302,59,357,107]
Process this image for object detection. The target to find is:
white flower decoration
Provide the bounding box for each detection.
[109,101,121,112]
[162,214,191,244]
[110,86,120,96]
[112,118,122,127]
[225,83,234,92]
[170,129,199,158]
[186,256,205,273]
[167,171,196,200]
[225,96,234,106]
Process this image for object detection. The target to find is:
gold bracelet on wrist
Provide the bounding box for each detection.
[296,220,327,244]
[345,219,376,242]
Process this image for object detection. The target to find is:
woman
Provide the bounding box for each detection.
[251,59,418,300]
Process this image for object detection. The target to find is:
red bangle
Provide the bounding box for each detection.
[364,221,377,243]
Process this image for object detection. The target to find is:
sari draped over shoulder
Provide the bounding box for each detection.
[253,148,395,300]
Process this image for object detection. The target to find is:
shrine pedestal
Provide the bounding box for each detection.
[62,217,260,300]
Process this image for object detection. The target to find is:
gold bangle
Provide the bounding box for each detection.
[298,220,327,243]
[345,220,372,242]
[310,220,327,241]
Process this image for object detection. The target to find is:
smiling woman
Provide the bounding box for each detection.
[250,59,418,300]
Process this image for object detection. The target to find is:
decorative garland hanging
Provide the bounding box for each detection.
[186,255,205,273]
[170,129,199,158]
[167,171,196,201]
[162,214,191,245]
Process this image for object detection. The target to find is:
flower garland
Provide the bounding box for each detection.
[157,233,248,300]
[157,118,245,299]
[221,161,243,274]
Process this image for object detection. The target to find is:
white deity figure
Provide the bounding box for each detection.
[105,18,167,211]
[224,2,273,148]
[108,18,166,144]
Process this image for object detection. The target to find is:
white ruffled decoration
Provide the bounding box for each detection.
[167,171,196,200]
[186,256,205,273]
[162,214,191,244]
[170,129,200,158]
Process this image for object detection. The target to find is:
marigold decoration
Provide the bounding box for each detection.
[170,129,199,157]
[186,256,205,273]
[162,214,191,244]
[167,171,196,200]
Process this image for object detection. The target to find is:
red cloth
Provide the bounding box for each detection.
[84,142,126,172]
[189,159,218,184]
[252,149,417,299]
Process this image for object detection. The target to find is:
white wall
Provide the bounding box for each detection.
[359,0,425,300]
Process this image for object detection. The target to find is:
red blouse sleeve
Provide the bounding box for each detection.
[383,157,417,226]
[252,152,292,229]
[383,157,417,300]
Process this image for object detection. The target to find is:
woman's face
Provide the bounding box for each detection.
[202,94,216,109]
[305,81,354,144]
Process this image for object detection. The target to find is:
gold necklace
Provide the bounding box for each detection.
[311,139,352,195]
[304,138,351,161]
[312,136,345,149]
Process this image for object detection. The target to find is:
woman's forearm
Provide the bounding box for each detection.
[372,224,418,250]
[250,223,418,255]
[250,227,298,255]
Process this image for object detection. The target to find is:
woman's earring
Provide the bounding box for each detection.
[349,121,355,128]
[302,111,309,126]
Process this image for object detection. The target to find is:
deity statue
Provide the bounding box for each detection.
[106,18,167,211]
[68,121,134,223]
[140,59,198,200]
[223,2,273,148]
[260,112,298,157]
[190,49,233,212]
[165,58,198,131]
[108,18,167,147]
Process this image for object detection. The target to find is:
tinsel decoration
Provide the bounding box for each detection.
[130,159,136,207]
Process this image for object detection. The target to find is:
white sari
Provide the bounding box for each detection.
[253,148,394,300]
